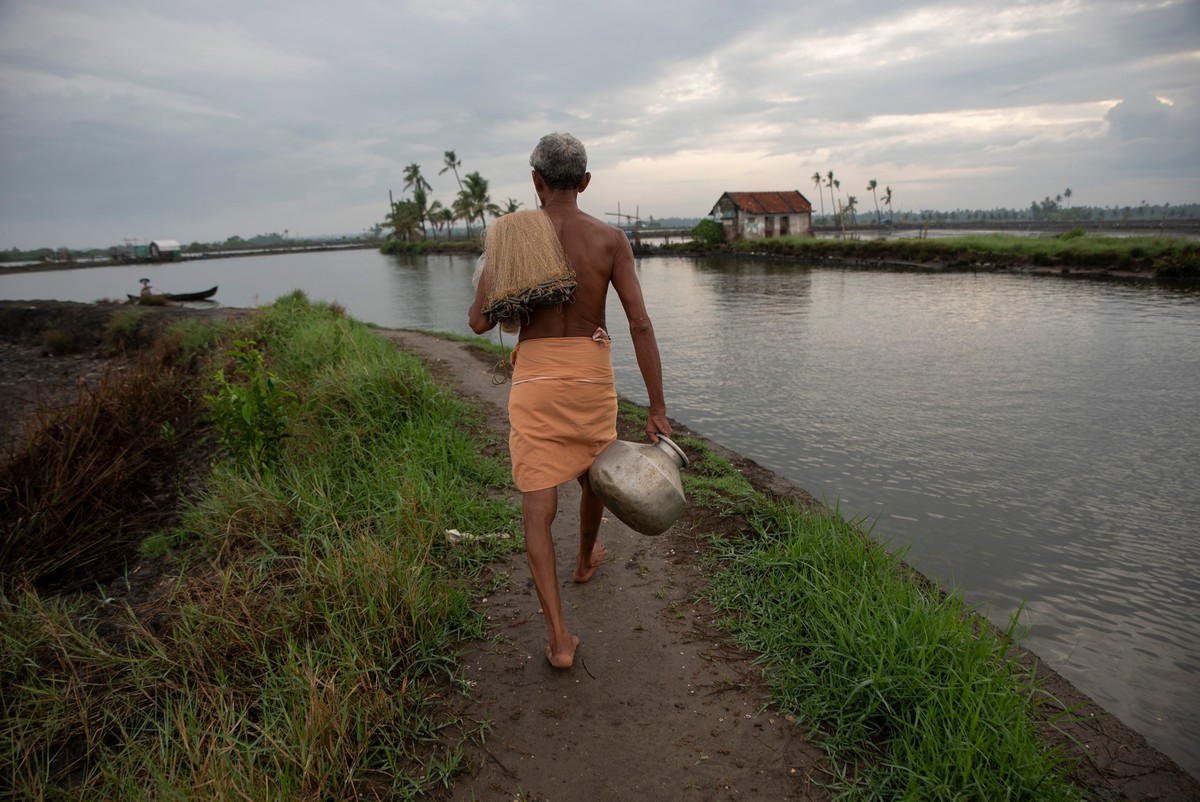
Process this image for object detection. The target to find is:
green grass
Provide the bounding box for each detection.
[667,231,1200,277]
[1,291,521,799]
[685,438,1079,800]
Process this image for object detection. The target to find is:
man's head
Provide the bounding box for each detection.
[530,132,588,190]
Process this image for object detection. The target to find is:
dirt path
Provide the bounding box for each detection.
[381,331,830,801]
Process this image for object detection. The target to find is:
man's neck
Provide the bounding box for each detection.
[539,189,580,209]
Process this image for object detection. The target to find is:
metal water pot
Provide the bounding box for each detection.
[588,435,689,536]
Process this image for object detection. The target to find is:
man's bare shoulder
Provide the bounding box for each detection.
[568,208,616,232]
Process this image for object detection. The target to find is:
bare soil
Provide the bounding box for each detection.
[2,302,1197,800]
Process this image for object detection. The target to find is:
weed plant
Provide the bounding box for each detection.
[1,292,519,799]
[688,445,1079,800]
[204,338,298,472]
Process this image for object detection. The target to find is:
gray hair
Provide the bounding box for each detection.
[529,132,587,189]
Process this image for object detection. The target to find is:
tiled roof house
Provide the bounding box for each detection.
[710,191,813,241]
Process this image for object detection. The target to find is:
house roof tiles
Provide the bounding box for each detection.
[719,191,812,215]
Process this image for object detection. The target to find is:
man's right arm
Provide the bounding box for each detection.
[609,231,671,442]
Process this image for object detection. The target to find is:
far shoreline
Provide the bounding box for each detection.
[5,223,1198,283]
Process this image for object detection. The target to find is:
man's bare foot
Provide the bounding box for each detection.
[546,635,581,669]
[573,541,608,583]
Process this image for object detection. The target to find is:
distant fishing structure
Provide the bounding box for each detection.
[606,203,642,248]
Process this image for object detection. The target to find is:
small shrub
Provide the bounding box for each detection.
[1055,226,1086,240]
[691,219,726,247]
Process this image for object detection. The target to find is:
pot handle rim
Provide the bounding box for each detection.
[654,434,689,469]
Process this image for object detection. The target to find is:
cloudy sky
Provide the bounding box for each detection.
[1,0,1197,250]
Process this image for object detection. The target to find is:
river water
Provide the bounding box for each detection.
[3,249,1198,777]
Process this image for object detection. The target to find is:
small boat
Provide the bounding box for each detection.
[127,286,218,303]
[162,286,218,301]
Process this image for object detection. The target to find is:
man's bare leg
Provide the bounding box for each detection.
[573,472,608,583]
[522,487,579,668]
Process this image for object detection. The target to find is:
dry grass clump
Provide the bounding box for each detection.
[40,329,77,356]
[0,333,208,590]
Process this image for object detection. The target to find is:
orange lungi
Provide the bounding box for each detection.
[508,332,618,492]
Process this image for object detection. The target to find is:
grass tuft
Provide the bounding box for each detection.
[103,309,147,353]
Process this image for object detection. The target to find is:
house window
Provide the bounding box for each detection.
[765,216,775,237]
[780,215,790,236]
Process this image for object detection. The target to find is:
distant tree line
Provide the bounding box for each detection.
[842,201,1200,226]
[5,186,1197,264]
[0,231,375,265]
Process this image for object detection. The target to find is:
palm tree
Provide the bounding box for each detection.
[426,200,445,239]
[845,195,859,225]
[832,179,843,233]
[452,194,475,238]
[400,165,434,238]
[458,171,500,234]
[436,207,456,240]
[500,198,522,215]
[883,186,893,224]
[811,172,825,219]
[385,199,422,242]
[1063,187,1072,208]
[439,150,464,192]
[403,163,431,195]
[412,186,431,239]
[825,171,837,230]
[867,179,880,225]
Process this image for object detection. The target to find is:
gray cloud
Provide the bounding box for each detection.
[1,0,1196,248]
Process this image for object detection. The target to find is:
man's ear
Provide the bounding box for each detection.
[577,172,591,193]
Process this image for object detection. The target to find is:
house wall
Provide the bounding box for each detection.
[733,212,812,240]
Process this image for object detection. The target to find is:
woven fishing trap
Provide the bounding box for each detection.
[480,210,576,333]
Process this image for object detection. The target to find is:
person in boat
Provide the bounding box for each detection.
[468,132,672,669]
[139,278,154,297]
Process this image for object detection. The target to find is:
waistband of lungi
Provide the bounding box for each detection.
[511,330,612,385]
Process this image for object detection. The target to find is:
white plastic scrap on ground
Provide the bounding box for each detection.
[445,528,512,546]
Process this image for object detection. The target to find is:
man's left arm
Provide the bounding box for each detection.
[468,269,496,334]
[610,233,671,442]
